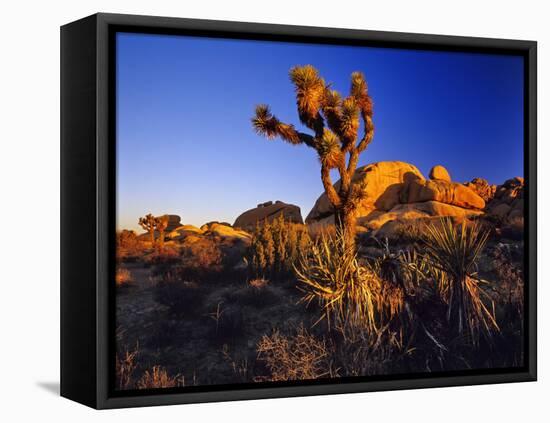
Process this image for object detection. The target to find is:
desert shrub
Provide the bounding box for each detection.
[115,267,133,287]
[422,218,499,346]
[308,223,336,241]
[116,230,144,262]
[115,346,138,390]
[153,279,206,316]
[145,245,181,266]
[136,366,182,389]
[255,326,337,381]
[182,237,223,269]
[248,214,311,278]
[501,216,524,241]
[295,229,403,340]
[491,244,524,318]
[223,279,279,309]
[391,219,428,244]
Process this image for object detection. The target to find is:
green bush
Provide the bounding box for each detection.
[248,214,311,278]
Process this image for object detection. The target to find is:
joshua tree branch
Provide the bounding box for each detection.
[320,163,342,209]
[252,104,317,148]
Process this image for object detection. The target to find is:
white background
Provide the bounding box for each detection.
[1,0,547,420]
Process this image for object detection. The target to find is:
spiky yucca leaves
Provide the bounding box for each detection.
[289,65,326,134]
[252,66,375,249]
[318,129,344,170]
[422,218,498,346]
[295,229,403,342]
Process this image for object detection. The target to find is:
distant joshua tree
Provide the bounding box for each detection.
[138,213,156,245]
[155,215,169,252]
[138,213,170,252]
[252,65,374,248]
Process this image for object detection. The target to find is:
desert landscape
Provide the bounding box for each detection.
[114,64,525,391]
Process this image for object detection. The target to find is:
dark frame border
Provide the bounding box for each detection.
[66,12,537,409]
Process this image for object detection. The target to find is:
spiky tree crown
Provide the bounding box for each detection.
[155,215,169,232]
[138,213,156,231]
[252,65,374,221]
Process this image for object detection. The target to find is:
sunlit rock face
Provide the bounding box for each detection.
[305,161,488,236]
[233,201,303,231]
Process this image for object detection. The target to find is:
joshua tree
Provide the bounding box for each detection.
[252,65,374,249]
[155,215,170,253]
[138,213,156,245]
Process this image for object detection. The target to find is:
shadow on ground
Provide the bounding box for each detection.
[36,381,60,396]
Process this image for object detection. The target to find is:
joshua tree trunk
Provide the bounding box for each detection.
[252,65,374,250]
[139,213,157,248]
[155,215,169,254]
[335,209,357,250]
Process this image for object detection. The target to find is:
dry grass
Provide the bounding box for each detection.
[145,245,181,265]
[256,326,337,381]
[115,346,138,390]
[182,237,222,269]
[423,218,499,345]
[136,366,182,389]
[295,229,403,339]
[115,267,133,287]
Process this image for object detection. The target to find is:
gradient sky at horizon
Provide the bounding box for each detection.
[116,32,524,231]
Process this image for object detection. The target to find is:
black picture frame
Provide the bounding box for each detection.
[60,12,537,409]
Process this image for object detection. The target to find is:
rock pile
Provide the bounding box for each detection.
[305,161,486,237]
[233,200,303,231]
[464,178,496,203]
[486,177,524,221]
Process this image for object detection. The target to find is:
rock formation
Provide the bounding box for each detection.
[306,162,487,238]
[234,201,303,231]
[464,178,496,203]
[486,177,524,221]
[306,161,424,223]
[400,178,485,210]
[164,215,182,232]
[429,164,451,182]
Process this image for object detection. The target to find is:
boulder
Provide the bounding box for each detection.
[429,165,451,182]
[203,222,251,241]
[486,177,524,221]
[164,214,182,232]
[374,215,466,240]
[463,178,496,203]
[234,201,303,231]
[363,201,483,231]
[167,224,203,240]
[306,161,424,223]
[401,178,485,210]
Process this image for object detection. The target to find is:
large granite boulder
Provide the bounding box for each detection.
[361,201,484,231]
[234,200,303,231]
[164,214,182,232]
[464,178,496,203]
[305,161,489,236]
[202,222,251,241]
[400,178,485,210]
[429,165,451,182]
[306,161,424,223]
[486,177,524,221]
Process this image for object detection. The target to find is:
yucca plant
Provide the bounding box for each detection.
[252,65,375,249]
[422,218,498,345]
[294,229,394,340]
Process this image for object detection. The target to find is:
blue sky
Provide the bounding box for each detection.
[116,32,524,230]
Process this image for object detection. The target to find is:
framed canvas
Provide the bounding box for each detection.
[60,13,537,409]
